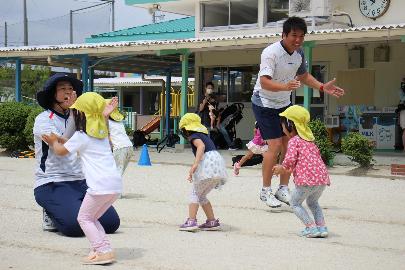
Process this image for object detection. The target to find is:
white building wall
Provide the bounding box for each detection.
[195,0,405,38]
[331,0,405,26]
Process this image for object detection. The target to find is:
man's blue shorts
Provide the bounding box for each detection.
[252,103,291,140]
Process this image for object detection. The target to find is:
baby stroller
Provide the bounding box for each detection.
[211,103,244,149]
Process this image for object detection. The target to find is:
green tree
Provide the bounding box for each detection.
[0,66,15,101]
[0,65,51,101]
[21,65,51,99]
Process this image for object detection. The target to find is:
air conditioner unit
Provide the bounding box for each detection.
[325,115,339,128]
[289,0,331,17]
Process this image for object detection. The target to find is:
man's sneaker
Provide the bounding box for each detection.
[301,227,321,238]
[260,188,282,208]
[318,226,329,238]
[233,162,241,176]
[42,209,57,231]
[198,219,221,231]
[275,187,291,205]
[179,218,199,232]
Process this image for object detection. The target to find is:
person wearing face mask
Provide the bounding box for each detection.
[33,73,120,237]
[198,82,218,130]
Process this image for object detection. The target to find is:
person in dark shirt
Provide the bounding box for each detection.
[198,82,218,130]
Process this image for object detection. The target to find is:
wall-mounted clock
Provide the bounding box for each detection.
[359,0,390,19]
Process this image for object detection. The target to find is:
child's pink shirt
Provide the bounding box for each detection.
[282,135,330,186]
[251,128,265,146]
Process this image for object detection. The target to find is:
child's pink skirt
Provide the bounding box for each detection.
[246,141,268,154]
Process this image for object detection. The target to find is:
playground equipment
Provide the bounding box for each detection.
[151,85,195,151]
[156,86,195,118]
[138,85,194,134]
[133,85,194,148]
[140,116,161,134]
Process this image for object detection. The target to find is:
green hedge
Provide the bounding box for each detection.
[0,102,43,151]
[341,132,374,167]
[308,119,335,166]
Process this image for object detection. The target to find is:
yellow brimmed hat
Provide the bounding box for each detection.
[105,99,125,122]
[179,113,208,134]
[70,92,108,139]
[279,105,315,141]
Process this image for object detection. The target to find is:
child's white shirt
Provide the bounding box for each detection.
[108,119,133,151]
[64,131,122,195]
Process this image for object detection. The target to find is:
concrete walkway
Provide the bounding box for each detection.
[0,149,404,269]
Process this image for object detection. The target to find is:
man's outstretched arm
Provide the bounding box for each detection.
[297,72,345,98]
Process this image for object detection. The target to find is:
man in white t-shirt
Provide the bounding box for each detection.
[252,17,344,208]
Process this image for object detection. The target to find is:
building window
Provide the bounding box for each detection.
[202,66,259,103]
[230,0,258,25]
[266,0,289,23]
[201,0,258,29]
[201,1,229,28]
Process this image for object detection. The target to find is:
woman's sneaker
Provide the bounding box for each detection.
[179,218,199,232]
[260,188,282,208]
[275,187,291,205]
[233,162,241,176]
[42,209,57,231]
[301,227,321,238]
[198,219,221,231]
[318,226,329,238]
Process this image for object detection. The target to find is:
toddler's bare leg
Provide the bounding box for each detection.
[238,150,254,167]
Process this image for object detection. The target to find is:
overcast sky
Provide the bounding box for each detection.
[0,0,184,46]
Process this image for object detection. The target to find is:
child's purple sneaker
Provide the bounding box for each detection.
[179,218,199,232]
[198,219,221,231]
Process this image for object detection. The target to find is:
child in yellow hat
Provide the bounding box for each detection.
[178,113,227,232]
[272,105,330,238]
[42,92,122,264]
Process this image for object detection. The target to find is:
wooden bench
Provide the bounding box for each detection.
[391,164,405,176]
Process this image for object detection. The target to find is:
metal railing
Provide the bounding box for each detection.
[121,106,133,130]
